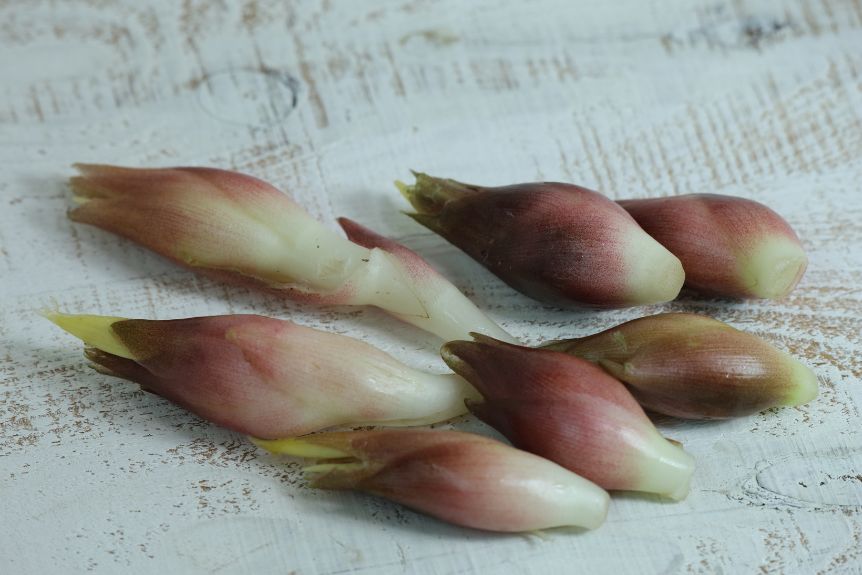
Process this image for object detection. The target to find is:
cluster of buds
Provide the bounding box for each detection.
[50,165,818,533]
[543,313,818,419]
[69,164,513,343]
[46,312,478,438]
[254,430,610,532]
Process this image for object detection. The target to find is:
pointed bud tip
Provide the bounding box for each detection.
[335,217,379,248]
[440,337,507,382]
[67,174,98,206]
[71,162,105,173]
[395,178,421,211]
[396,172,469,217]
[394,179,411,195]
[249,437,351,458]
[70,162,100,176]
[43,312,135,360]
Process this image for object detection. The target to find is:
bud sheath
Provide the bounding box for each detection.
[618,194,807,299]
[45,312,478,438]
[398,173,684,308]
[543,313,818,419]
[254,429,610,532]
[336,218,515,343]
[442,336,695,500]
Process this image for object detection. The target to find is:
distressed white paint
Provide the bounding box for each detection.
[1,0,861,573]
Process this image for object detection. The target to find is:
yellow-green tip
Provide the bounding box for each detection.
[41,311,134,359]
[249,437,350,459]
[394,179,411,197]
[784,357,819,407]
[738,236,808,300]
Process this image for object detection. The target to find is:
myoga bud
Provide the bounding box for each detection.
[618,194,807,299]
[397,173,684,308]
[45,312,479,438]
[442,336,695,500]
[68,165,513,342]
[254,429,610,532]
[543,313,818,419]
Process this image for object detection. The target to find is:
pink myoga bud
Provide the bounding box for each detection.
[441,336,695,500]
[68,165,512,342]
[543,313,819,419]
[45,312,478,438]
[618,194,807,299]
[397,173,684,308]
[254,429,610,532]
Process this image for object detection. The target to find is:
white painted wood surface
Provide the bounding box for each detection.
[1,0,861,573]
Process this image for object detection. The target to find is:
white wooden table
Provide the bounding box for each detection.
[2,1,861,573]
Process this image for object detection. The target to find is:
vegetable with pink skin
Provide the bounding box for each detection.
[45,312,479,438]
[542,313,818,419]
[68,165,514,342]
[442,335,695,500]
[254,429,610,532]
[618,194,807,299]
[397,173,685,308]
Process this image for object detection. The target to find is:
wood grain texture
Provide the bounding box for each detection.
[1,0,860,573]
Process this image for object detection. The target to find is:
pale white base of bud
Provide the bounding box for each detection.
[623,229,686,305]
[738,236,808,300]
[280,226,514,342]
[631,431,696,501]
[783,355,819,406]
[349,373,482,428]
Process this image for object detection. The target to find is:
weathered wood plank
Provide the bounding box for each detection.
[1,0,860,573]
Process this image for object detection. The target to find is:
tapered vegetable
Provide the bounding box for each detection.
[397,173,684,308]
[254,429,609,532]
[45,312,479,438]
[618,194,807,299]
[442,336,695,500]
[542,313,818,419]
[68,164,513,342]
